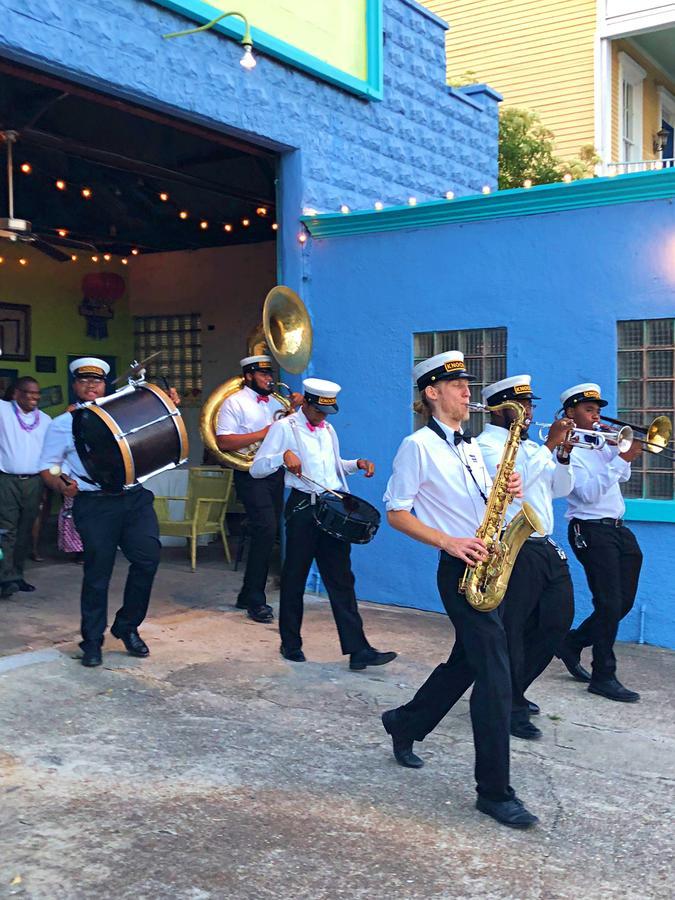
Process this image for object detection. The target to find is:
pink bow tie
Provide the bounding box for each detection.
[306,421,325,432]
[256,395,269,403]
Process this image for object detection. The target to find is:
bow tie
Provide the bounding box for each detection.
[306,421,326,432]
[256,395,270,404]
[454,429,472,445]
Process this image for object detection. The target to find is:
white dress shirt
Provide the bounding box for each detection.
[216,385,284,437]
[250,410,360,492]
[565,443,631,520]
[0,400,51,475]
[38,410,100,492]
[477,423,574,536]
[384,418,491,537]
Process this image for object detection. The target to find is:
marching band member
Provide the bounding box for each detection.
[0,377,51,598]
[559,383,643,702]
[216,355,302,623]
[477,376,575,740]
[38,358,180,668]
[381,351,538,829]
[250,377,396,670]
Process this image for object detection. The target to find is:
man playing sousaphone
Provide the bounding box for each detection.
[250,377,397,670]
[216,355,303,623]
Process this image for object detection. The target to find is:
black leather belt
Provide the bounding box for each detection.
[0,472,39,479]
[526,535,550,543]
[574,516,624,528]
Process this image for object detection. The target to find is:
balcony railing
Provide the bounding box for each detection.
[606,159,675,175]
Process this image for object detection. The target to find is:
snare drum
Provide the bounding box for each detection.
[72,383,189,492]
[313,492,381,544]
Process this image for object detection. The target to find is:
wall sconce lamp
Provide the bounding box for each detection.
[653,127,669,154]
[163,10,256,69]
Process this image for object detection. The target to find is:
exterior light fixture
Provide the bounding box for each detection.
[408,197,417,206]
[256,206,268,216]
[18,257,28,266]
[298,231,307,244]
[224,223,233,232]
[121,258,128,265]
[20,163,32,174]
[55,180,66,191]
[179,210,188,219]
[562,173,573,183]
[131,248,140,256]
[653,127,669,154]
[159,192,169,201]
[71,255,78,262]
[340,204,350,214]
[523,179,532,189]
[57,229,68,237]
[163,10,256,70]
[242,218,250,227]
[445,191,455,200]
[200,220,209,230]
[91,255,99,262]
[481,185,491,195]
[271,223,278,230]
[374,201,383,211]
[103,253,112,261]
[81,188,92,198]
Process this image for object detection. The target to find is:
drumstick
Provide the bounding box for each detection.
[159,365,171,392]
[292,470,344,500]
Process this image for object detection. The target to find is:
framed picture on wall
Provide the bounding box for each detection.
[38,385,64,410]
[0,368,19,399]
[0,303,31,361]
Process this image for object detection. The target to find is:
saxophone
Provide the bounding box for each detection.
[459,401,544,612]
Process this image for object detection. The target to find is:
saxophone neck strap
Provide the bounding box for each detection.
[425,419,488,505]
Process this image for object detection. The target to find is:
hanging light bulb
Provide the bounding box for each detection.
[103,253,111,261]
[20,163,31,174]
[523,179,533,189]
[131,248,140,256]
[200,220,209,230]
[179,210,188,219]
[81,187,92,199]
[223,223,233,232]
[55,180,66,191]
[298,231,307,244]
[121,258,128,265]
[0,257,4,264]
[57,229,68,238]
[240,43,256,70]
[271,223,278,231]
[374,201,383,211]
[159,192,169,201]
[563,173,573,183]
[302,207,317,217]
[242,218,250,227]
[445,190,455,200]
[19,258,28,266]
[256,207,268,216]
[91,255,99,262]
[407,197,417,206]
[340,204,350,214]
[71,255,78,262]
[481,186,491,195]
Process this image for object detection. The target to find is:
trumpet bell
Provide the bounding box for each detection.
[263,285,313,375]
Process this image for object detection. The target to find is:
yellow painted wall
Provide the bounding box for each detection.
[611,39,675,162]
[0,247,134,416]
[422,0,597,160]
[193,0,368,80]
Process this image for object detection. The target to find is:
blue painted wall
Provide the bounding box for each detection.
[302,195,675,650]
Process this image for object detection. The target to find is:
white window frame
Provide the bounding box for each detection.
[618,51,646,163]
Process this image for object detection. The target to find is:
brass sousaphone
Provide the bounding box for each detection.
[199,286,313,470]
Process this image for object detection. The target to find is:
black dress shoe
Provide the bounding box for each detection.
[476,796,539,828]
[81,648,102,667]
[247,604,274,623]
[280,644,306,662]
[559,648,591,683]
[588,677,639,703]
[525,698,540,716]
[510,720,543,741]
[17,579,36,592]
[381,709,424,768]
[349,647,397,671]
[110,626,150,658]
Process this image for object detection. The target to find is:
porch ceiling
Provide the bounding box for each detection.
[632,27,675,86]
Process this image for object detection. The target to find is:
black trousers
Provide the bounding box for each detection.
[395,554,513,802]
[234,469,284,608]
[501,539,574,724]
[0,473,43,586]
[73,487,160,651]
[279,490,370,655]
[567,519,642,679]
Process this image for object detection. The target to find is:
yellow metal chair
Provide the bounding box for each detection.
[154,467,234,571]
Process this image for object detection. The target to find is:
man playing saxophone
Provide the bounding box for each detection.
[477,376,576,741]
[381,351,538,829]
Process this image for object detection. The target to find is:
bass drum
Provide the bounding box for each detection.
[313,493,381,545]
[72,383,189,492]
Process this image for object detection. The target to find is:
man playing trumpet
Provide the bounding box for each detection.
[559,383,643,702]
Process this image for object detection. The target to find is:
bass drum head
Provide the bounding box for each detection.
[313,493,381,544]
[73,407,126,492]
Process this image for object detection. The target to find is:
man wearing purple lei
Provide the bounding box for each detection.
[0,377,51,598]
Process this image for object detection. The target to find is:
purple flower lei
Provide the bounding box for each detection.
[12,401,41,433]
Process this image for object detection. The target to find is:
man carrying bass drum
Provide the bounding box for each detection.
[38,357,181,668]
[250,377,397,671]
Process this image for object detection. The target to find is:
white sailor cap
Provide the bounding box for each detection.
[240,355,273,373]
[69,357,110,378]
[560,382,608,409]
[413,351,475,391]
[303,377,340,415]
[482,374,540,407]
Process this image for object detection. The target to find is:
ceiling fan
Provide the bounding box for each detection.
[0,130,97,262]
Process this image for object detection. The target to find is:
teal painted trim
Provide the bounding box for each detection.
[301,169,675,237]
[156,0,384,100]
[625,499,675,523]
[461,83,503,103]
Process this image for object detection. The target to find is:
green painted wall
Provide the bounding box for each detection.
[0,249,134,415]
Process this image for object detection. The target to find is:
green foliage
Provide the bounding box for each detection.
[498,107,599,189]
[447,70,479,88]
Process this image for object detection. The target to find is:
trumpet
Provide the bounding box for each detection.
[536,422,634,453]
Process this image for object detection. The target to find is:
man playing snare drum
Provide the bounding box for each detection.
[39,357,180,668]
[251,377,396,671]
